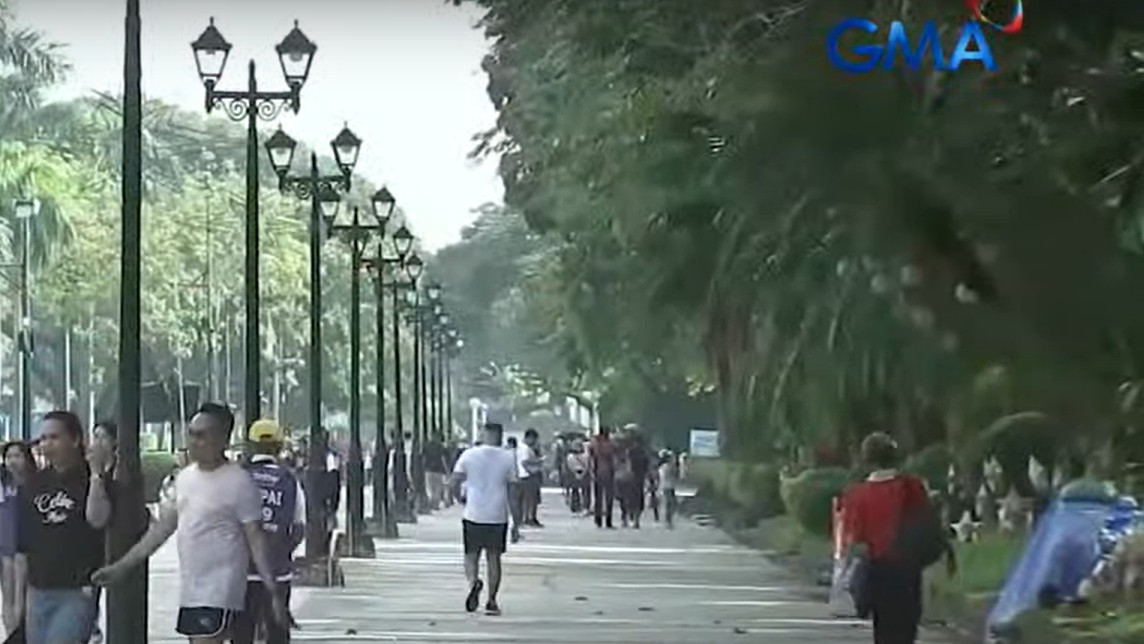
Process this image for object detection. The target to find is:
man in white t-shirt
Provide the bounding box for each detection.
[94,404,286,643]
[450,423,517,616]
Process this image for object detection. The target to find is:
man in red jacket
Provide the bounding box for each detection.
[842,433,929,644]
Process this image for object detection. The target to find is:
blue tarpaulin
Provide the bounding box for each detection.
[985,490,1134,638]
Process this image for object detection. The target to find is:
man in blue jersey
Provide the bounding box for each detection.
[232,419,304,644]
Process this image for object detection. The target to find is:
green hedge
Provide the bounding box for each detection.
[902,444,952,492]
[728,463,784,524]
[780,467,858,537]
[141,451,178,503]
[687,459,785,526]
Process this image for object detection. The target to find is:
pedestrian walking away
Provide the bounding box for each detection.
[231,419,305,644]
[16,411,112,644]
[842,432,950,644]
[93,403,288,644]
[450,423,517,617]
[620,432,650,529]
[657,450,679,529]
[589,428,617,529]
[518,429,544,527]
[505,437,523,544]
[565,440,589,514]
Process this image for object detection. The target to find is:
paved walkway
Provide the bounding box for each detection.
[137,489,946,642]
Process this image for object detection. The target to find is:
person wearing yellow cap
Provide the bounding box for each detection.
[231,419,305,644]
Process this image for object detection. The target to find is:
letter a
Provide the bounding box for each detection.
[949,22,996,71]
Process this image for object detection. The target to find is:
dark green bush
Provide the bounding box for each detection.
[728,463,784,524]
[781,467,857,537]
[141,451,178,503]
[902,444,952,492]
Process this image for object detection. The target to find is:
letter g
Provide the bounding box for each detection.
[826,18,882,73]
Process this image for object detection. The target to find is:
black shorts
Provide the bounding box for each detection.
[462,520,508,554]
[176,606,239,637]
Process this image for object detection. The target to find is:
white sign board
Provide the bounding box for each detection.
[689,429,720,458]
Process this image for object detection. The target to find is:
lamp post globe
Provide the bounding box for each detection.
[276,20,317,89]
[404,252,424,282]
[392,225,415,260]
[13,199,36,219]
[316,185,342,226]
[331,125,363,175]
[264,127,298,177]
[426,282,442,302]
[372,187,397,224]
[190,17,231,88]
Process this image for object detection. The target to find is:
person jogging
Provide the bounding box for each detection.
[450,423,517,616]
[231,419,304,644]
[93,403,286,643]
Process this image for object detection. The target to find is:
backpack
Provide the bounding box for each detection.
[890,478,947,570]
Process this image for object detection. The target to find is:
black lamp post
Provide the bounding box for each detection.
[328,206,383,558]
[434,311,451,440]
[264,125,364,562]
[108,0,147,639]
[191,17,315,424]
[361,219,411,538]
[395,251,423,521]
[423,301,440,447]
[427,315,438,444]
[9,199,35,441]
[446,329,461,438]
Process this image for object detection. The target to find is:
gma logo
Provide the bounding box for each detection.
[826,19,996,73]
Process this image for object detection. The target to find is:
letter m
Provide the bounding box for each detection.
[883,21,946,71]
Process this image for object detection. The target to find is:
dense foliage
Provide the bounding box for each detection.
[0,0,423,435]
[436,0,1144,480]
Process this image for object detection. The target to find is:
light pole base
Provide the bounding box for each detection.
[366,517,399,539]
[335,531,377,559]
[394,499,417,523]
[294,556,345,588]
[414,492,432,515]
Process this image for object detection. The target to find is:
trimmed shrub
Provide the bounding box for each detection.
[781,467,858,537]
[728,463,784,524]
[903,444,952,492]
[141,451,178,503]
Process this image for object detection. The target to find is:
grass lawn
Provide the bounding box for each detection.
[924,532,1025,636]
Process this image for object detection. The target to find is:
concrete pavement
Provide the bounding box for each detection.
[131,489,947,642]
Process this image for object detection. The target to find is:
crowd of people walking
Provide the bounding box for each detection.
[0,407,686,640]
[559,425,683,530]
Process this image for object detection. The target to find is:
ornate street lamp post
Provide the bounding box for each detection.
[108,0,147,638]
[328,206,383,557]
[191,17,316,423]
[264,125,364,561]
[392,246,421,522]
[361,221,413,537]
[446,329,462,437]
[434,311,451,441]
[9,199,36,440]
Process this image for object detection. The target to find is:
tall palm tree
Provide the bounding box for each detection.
[0,0,70,136]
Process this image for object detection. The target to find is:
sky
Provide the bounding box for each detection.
[13,0,503,251]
